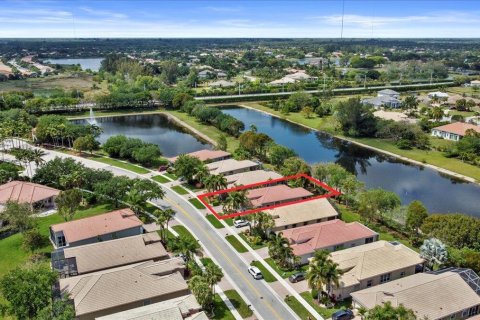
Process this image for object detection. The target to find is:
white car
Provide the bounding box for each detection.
[233,219,249,228]
[248,266,263,280]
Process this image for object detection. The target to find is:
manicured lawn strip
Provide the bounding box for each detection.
[152,175,170,183]
[171,185,189,195]
[212,294,236,320]
[300,292,352,319]
[250,261,277,283]
[284,295,315,320]
[164,172,178,180]
[172,225,196,240]
[265,257,307,279]
[0,203,113,277]
[239,233,266,250]
[223,290,253,318]
[206,214,225,229]
[225,235,248,253]
[90,156,150,174]
[224,218,234,226]
[189,198,206,209]
[184,183,204,191]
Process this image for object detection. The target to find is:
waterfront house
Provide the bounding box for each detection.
[226,170,283,188]
[377,89,400,99]
[431,122,480,141]
[49,208,143,249]
[206,159,260,176]
[168,149,231,164]
[0,180,60,211]
[246,184,313,208]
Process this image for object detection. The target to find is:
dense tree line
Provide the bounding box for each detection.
[103,135,162,167]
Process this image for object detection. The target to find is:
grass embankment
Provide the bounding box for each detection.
[164,172,178,180]
[164,110,240,152]
[240,102,480,182]
[238,233,266,250]
[0,203,113,277]
[250,261,277,283]
[284,295,316,320]
[265,258,307,279]
[90,155,150,174]
[171,225,195,240]
[152,175,171,183]
[171,185,189,195]
[189,198,206,209]
[225,235,248,253]
[212,294,236,320]
[224,290,253,318]
[300,292,352,319]
[206,214,225,229]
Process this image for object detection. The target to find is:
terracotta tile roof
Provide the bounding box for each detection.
[206,159,259,175]
[432,122,480,136]
[246,184,313,207]
[63,233,168,274]
[330,241,424,288]
[226,170,283,187]
[351,271,480,320]
[169,149,230,163]
[282,220,377,256]
[0,181,60,204]
[265,198,338,228]
[60,259,188,317]
[50,208,143,244]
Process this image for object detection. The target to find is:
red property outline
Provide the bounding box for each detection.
[197,173,341,220]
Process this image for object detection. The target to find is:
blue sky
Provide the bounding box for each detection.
[1,0,479,38]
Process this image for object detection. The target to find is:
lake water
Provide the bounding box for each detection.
[74,114,212,157]
[44,58,104,71]
[221,106,480,216]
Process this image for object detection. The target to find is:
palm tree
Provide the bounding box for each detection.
[267,232,289,262]
[188,275,213,311]
[203,174,216,193]
[211,174,227,191]
[154,209,168,243]
[431,106,444,122]
[307,249,343,304]
[161,208,176,237]
[31,149,46,168]
[307,263,328,304]
[204,263,224,295]
[126,189,144,215]
[195,165,210,186]
[176,235,201,263]
[222,190,249,213]
[403,95,418,110]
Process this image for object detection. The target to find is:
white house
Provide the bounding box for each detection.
[431,122,480,141]
[428,91,449,99]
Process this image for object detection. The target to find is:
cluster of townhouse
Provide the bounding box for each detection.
[172,149,480,319]
[0,180,206,320]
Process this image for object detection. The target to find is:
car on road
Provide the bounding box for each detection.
[288,272,306,283]
[248,266,263,280]
[233,219,249,228]
[331,309,354,320]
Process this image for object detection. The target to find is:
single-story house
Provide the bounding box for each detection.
[96,294,207,320]
[265,198,338,232]
[351,269,480,320]
[226,170,283,187]
[428,91,449,99]
[210,80,235,88]
[198,70,214,79]
[328,240,424,300]
[216,71,227,78]
[283,220,378,265]
[59,258,188,320]
[377,89,400,99]
[52,233,169,277]
[49,208,143,249]
[246,184,313,208]
[168,149,231,164]
[0,180,60,210]
[269,71,317,85]
[470,80,480,87]
[431,122,480,141]
[269,77,296,85]
[206,159,260,176]
[361,96,401,109]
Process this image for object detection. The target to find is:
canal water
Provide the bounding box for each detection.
[221,106,480,216]
[43,58,104,71]
[74,114,211,158]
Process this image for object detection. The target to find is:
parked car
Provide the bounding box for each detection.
[331,309,354,320]
[288,272,306,283]
[158,165,168,171]
[248,266,263,280]
[233,219,249,228]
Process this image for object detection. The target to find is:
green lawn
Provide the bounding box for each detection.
[212,294,236,320]
[206,214,225,229]
[250,261,277,283]
[172,225,196,240]
[152,175,171,183]
[90,156,150,174]
[0,203,113,277]
[284,295,315,320]
[265,257,307,279]
[224,290,253,318]
[171,185,189,195]
[189,198,206,209]
[239,233,266,250]
[164,172,178,180]
[300,292,352,319]
[225,218,234,226]
[225,235,248,253]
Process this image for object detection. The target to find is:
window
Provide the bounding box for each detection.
[380,273,391,284]
[57,236,66,247]
[365,237,374,244]
[143,299,151,306]
[366,280,373,287]
[400,271,405,278]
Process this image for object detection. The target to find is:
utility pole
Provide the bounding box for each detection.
[238,83,241,96]
[364,74,367,89]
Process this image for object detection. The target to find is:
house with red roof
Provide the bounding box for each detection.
[431,122,480,141]
[49,208,144,249]
[282,219,378,264]
[168,149,231,164]
[0,180,60,210]
[246,184,313,208]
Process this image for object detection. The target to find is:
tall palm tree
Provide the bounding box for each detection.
[307,250,343,303]
[267,232,289,261]
[161,208,176,238]
[204,263,224,295]
[211,174,227,192]
[222,190,249,213]
[176,235,201,263]
[188,275,213,311]
[307,263,328,304]
[126,189,144,215]
[403,95,418,111]
[31,149,46,168]
[202,174,216,193]
[195,165,210,186]
[154,209,168,243]
[431,106,444,122]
